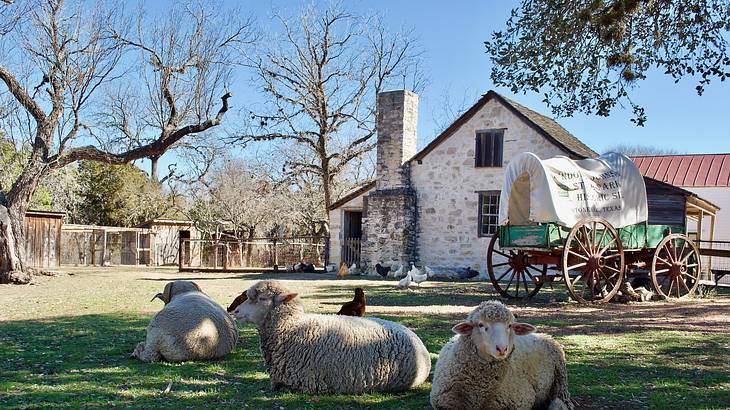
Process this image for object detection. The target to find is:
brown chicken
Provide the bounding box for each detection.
[227,290,248,313]
[336,262,349,279]
[337,288,366,317]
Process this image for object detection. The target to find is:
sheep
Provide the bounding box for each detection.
[131,280,238,363]
[232,280,431,394]
[430,301,573,410]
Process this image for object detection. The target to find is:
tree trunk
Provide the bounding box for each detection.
[0,203,31,284]
[150,155,159,182]
[321,156,332,213]
[1,158,48,283]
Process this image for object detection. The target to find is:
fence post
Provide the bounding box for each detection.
[178,236,184,271]
[273,239,279,272]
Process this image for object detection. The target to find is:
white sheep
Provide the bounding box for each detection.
[232,280,431,394]
[131,280,238,363]
[430,301,573,410]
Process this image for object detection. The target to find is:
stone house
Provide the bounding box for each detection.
[327,89,597,275]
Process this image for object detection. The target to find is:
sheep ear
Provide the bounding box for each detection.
[274,292,298,305]
[452,322,474,335]
[150,293,165,303]
[227,290,248,313]
[512,323,536,335]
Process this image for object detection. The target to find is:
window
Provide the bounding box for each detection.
[478,191,500,237]
[475,129,504,167]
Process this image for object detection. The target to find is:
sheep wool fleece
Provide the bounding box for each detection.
[133,290,238,362]
[256,283,431,394]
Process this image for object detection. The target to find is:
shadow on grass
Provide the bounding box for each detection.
[1,310,729,409]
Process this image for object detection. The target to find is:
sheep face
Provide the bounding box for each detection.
[233,281,298,325]
[453,301,536,361]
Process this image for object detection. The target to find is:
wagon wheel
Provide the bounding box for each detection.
[487,233,546,299]
[562,217,624,304]
[651,234,701,299]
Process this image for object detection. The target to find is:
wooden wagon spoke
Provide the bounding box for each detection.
[496,267,514,282]
[662,242,676,263]
[504,271,516,292]
[520,272,529,296]
[654,268,670,274]
[656,256,673,267]
[581,225,593,252]
[567,262,587,271]
[598,238,617,256]
[524,265,540,277]
[676,278,682,298]
[679,278,691,294]
[602,252,621,260]
[493,249,511,259]
[568,250,589,260]
[685,263,698,268]
[591,221,598,250]
[597,226,608,249]
[667,277,675,297]
[679,250,695,265]
[603,265,622,273]
[492,262,511,268]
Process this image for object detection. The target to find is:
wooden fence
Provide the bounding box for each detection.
[179,235,328,272]
[342,237,361,267]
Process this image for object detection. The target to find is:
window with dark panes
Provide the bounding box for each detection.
[478,191,500,237]
[475,129,504,167]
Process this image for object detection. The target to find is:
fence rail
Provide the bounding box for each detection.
[342,237,361,267]
[179,236,327,272]
[697,240,730,288]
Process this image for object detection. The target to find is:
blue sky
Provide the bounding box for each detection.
[150,0,730,173]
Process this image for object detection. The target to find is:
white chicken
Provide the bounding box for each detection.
[424,265,435,278]
[348,263,359,275]
[409,266,428,286]
[396,272,412,289]
[391,264,403,278]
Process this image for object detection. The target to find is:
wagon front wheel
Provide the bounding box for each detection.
[651,234,701,298]
[562,217,624,304]
[487,233,545,299]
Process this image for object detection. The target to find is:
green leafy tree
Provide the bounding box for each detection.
[485,0,730,125]
[76,162,168,227]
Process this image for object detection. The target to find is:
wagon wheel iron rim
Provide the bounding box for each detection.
[487,233,546,299]
[562,217,624,304]
[651,234,701,298]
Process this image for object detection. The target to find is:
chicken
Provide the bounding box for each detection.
[424,265,435,278]
[391,264,403,278]
[336,288,366,317]
[458,266,480,280]
[303,263,315,273]
[410,269,428,286]
[226,290,248,313]
[375,263,391,278]
[337,262,349,279]
[348,263,359,275]
[397,272,412,289]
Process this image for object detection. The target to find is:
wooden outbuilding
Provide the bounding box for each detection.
[24,210,65,269]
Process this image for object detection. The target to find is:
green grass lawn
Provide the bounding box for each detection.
[1,267,729,409]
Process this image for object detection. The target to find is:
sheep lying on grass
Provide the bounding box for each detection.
[430,301,572,410]
[131,280,238,363]
[232,280,431,394]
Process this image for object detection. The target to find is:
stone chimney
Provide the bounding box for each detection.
[375,90,418,190]
[360,90,419,268]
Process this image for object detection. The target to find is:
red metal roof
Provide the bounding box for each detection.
[631,154,730,187]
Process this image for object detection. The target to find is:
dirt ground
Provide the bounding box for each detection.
[3,266,728,332]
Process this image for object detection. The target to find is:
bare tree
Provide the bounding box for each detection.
[603,143,684,156]
[235,4,425,216]
[0,0,253,283]
[101,2,255,182]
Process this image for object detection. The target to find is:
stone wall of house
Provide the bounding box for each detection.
[410,98,571,277]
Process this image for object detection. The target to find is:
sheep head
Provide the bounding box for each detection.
[151,280,203,304]
[452,301,535,361]
[232,280,298,325]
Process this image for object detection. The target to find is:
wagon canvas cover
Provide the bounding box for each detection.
[499,152,648,228]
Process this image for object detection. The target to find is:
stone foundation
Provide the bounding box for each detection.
[360,186,417,268]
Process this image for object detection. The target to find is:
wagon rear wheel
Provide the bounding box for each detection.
[651,234,701,299]
[562,217,624,304]
[487,233,545,299]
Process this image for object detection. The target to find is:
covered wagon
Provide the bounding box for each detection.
[487,152,701,303]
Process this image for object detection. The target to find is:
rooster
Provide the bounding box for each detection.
[337,288,366,316]
[375,263,391,278]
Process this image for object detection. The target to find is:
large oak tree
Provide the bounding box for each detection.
[0,0,252,283]
[485,0,730,125]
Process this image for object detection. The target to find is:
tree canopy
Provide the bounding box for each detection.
[485,0,730,125]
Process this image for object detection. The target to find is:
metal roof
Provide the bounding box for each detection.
[632,154,730,187]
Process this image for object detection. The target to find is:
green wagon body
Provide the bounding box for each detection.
[499,222,686,251]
